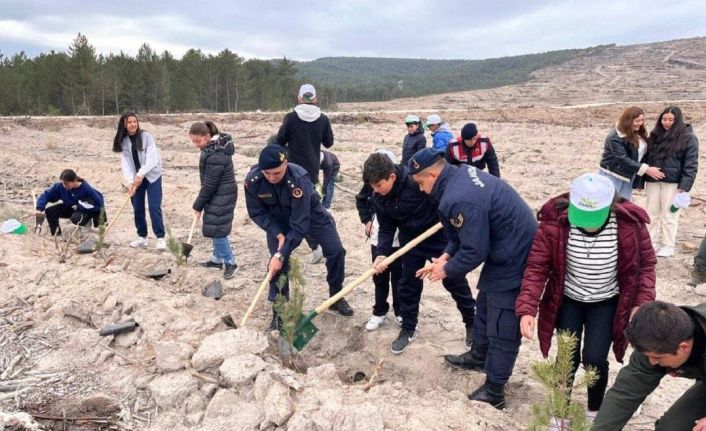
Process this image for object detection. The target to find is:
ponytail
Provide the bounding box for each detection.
[189,121,220,137]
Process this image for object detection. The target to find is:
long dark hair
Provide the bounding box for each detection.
[112,112,142,153]
[60,169,83,182]
[616,106,648,148]
[649,106,689,158]
[188,121,220,137]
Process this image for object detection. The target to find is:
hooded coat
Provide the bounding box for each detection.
[431,123,454,151]
[277,104,334,184]
[515,194,657,362]
[193,134,237,238]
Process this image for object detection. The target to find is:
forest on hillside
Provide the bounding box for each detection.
[0,34,610,116]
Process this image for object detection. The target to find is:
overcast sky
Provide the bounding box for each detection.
[1,0,704,61]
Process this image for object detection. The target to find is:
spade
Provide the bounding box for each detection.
[291,222,443,351]
[181,216,198,260]
[31,189,45,234]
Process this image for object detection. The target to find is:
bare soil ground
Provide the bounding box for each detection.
[1,37,706,430]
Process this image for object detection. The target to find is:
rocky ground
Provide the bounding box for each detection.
[1,37,706,431]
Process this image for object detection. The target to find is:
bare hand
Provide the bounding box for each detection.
[415,263,434,279]
[520,315,536,340]
[692,417,706,431]
[429,257,447,282]
[134,175,144,187]
[194,210,202,220]
[35,210,44,215]
[373,255,388,274]
[268,255,283,274]
[364,221,373,238]
[630,306,639,321]
[645,166,665,180]
[276,233,285,251]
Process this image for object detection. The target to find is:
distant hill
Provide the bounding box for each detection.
[296,45,614,103]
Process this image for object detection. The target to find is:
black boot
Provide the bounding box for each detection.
[328,298,353,317]
[269,308,283,331]
[468,381,506,410]
[688,269,706,287]
[444,346,486,371]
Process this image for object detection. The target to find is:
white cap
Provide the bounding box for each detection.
[425,114,442,126]
[298,84,316,99]
[375,148,399,164]
[568,173,615,228]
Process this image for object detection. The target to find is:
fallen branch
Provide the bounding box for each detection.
[364,359,385,391]
[0,353,23,379]
[32,413,112,423]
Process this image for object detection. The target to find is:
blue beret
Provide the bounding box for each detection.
[259,144,288,170]
[408,148,444,174]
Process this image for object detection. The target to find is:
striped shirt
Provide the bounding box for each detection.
[564,213,619,302]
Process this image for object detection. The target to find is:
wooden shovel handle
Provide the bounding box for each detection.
[31,189,37,208]
[102,194,132,240]
[240,270,275,327]
[186,216,198,244]
[314,222,443,314]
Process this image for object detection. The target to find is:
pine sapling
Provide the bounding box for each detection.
[274,256,306,349]
[529,330,599,431]
[166,225,184,266]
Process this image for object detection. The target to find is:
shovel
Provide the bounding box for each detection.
[31,190,44,234]
[77,193,131,253]
[181,216,198,260]
[239,270,275,327]
[292,222,443,351]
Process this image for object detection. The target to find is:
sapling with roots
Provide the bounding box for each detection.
[274,256,305,350]
[165,225,184,266]
[529,330,598,431]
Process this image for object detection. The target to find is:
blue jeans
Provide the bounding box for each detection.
[211,236,235,265]
[131,176,165,238]
[599,171,633,200]
[321,172,337,209]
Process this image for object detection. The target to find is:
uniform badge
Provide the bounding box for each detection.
[450,212,464,228]
[292,187,303,198]
[412,159,419,169]
[279,152,286,162]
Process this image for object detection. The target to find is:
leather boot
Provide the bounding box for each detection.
[444,346,486,371]
[468,381,506,410]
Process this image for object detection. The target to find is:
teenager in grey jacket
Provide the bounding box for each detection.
[112,112,166,250]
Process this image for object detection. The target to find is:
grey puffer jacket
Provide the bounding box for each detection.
[193,134,237,238]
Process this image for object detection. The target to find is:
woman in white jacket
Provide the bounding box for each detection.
[112,112,166,250]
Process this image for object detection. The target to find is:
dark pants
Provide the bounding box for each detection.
[267,216,346,301]
[556,295,618,412]
[321,171,338,209]
[131,176,165,238]
[45,205,100,235]
[473,287,522,385]
[372,245,402,317]
[398,253,475,331]
[654,381,706,430]
[695,232,706,274]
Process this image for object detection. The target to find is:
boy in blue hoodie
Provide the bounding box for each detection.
[36,169,105,236]
[424,114,454,151]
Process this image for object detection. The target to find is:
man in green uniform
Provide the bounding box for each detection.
[593,300,706,430]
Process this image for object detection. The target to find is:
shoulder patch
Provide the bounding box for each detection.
[292,187,303,198]
[450,212,464,228]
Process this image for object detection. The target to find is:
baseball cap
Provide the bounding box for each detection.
[568,173,615,229]
[408,148,445,175]
[423,114,442,129]
[259,144,288,170]
[298,84,316,101]
[405,115,420,124]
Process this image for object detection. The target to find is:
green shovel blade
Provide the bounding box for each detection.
[292,310,319,351]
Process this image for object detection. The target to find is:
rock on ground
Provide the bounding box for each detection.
[202,389,262,430]
[332,403,385,431]
[154,341,194,373]
[191,329,267,371]
[148,371,198,409]
[219,353,266,387]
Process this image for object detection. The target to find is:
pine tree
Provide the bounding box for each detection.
[273,257,306,349]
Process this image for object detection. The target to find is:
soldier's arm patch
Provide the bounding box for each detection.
[292,187,303,198]
[450,212,464,228]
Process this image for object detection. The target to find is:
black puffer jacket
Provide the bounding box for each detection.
[402,127,427,164]
[193,134,237,238]
[599,128,645,181]
[642,125,699,191]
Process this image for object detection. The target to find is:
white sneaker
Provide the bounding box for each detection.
[656,246,674,258]
[155,238,167,251]
[366,314,386,331]
[129,237,148,248]
[395,315,403,326]
[308,245,324,264]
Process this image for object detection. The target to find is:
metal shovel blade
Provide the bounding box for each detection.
[181,242,193,258]
[76,237,98,254]
[35,213,45,234]
[292,310,319,351]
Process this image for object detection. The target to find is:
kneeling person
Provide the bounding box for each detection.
[364,153,476,355]
[36,169,106,236]
[245,144,352,330]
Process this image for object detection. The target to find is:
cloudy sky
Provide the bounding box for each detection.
[1,0,704,61]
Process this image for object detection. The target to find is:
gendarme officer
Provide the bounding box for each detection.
[410,148,537,409]
[244,144,353,329]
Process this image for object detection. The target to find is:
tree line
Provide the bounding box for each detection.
[0,33,332,116]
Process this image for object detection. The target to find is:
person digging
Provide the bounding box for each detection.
[244,144,353,330]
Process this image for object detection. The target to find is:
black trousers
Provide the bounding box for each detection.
[556,295,618,412]
[45,205,100,235]
[371,245,402,317]
[655,381,706,430]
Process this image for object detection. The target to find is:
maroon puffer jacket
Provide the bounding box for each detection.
[515,193,656,362]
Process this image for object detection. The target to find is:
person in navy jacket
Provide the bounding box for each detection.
[244,144,353,330]
[410,148,536,410]
[365,152,476,355]
[36,169,105,236]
